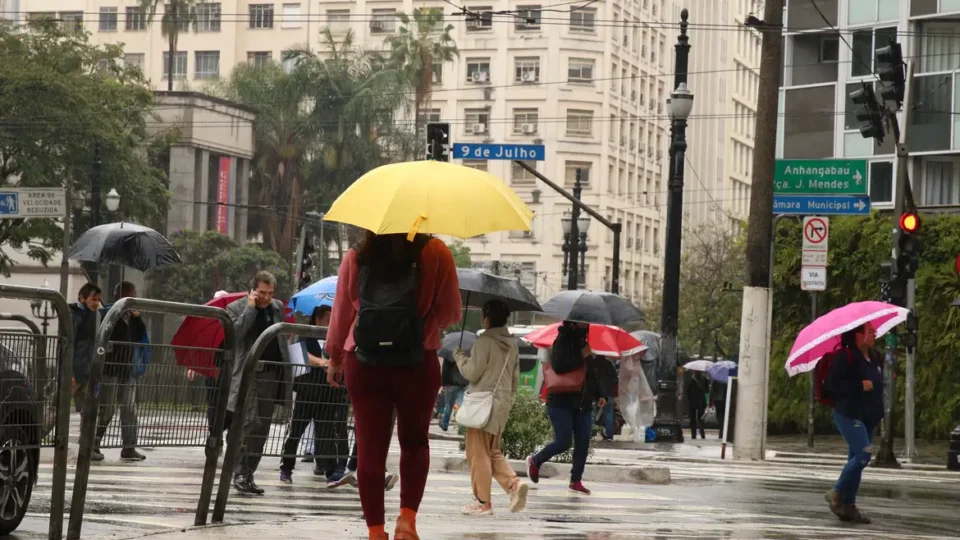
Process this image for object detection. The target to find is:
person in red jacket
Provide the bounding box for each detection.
[327,231,461,540]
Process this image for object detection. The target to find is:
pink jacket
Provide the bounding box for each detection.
[327,237,463,370]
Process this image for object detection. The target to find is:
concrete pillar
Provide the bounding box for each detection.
[228,157,239,241]
[235,158,249,242]
[194,150,211,231]
[166,146,197,235]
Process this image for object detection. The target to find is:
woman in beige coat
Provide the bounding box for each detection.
[454,299,529,516]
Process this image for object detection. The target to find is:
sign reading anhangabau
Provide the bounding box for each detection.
[0,188,67,219]
[774,159,867,195]
[802,216,829,266]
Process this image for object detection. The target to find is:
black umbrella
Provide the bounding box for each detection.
[69,222,181,271]
[456,268,542,312]
[542,290,645,327]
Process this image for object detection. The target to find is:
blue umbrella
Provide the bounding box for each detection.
[707,361,739,383]
[289,276,337,316]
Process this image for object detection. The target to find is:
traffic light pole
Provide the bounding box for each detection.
[293,223,308,293]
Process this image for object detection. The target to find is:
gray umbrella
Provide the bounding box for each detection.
[456,268,541,312]
[541,290,645,327]
[69,222,181,271]
[631,330,660,388]
[440,331,477,359]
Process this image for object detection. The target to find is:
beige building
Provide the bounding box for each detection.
[674,0,761,232]
[7,0,692,304]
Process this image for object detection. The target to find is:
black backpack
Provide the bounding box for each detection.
[353,235,431,367]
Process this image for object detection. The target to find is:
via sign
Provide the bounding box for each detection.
[0,188,67,218]
[801,266,827,292]
[453,143,545,161]
[774,159,868,195]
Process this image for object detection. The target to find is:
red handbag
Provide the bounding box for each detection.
[542,362,586,394]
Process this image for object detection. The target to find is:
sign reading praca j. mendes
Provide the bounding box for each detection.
[0,188,67,219]
[774,159,868,195]
[453,143,545,161]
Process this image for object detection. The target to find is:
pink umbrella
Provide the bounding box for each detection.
[785,301,909,377]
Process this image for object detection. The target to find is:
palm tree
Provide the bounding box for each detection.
[139,0,197,91]
[385,8,459,140]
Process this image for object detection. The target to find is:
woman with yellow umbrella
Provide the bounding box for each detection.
[324,160,534,540]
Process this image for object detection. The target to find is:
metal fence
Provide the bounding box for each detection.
[213,322,335,523]
[0,285,73,540]
[67,297,237,540]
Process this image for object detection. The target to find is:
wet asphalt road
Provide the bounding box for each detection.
[19,441,960,540]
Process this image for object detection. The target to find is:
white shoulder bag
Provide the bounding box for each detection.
[455,354,511,429]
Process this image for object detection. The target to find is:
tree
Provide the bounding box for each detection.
[0,21,172,276]
[385,9,459,141]
[149,231,293,303]
[446,239,473,268]
[139,0,197,91]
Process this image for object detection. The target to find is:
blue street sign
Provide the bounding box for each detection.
[773,195,871,216]
[0,192,20,215]
[453,143,545,161]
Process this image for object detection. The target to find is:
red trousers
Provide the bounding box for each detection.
[345,350,441,527]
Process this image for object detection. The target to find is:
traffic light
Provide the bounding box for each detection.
[880,261,906,306]
[426,122,450,162]
[902,310,919,350]
[876,41,906,109]
[850,82,885,143]
[298,239,314,290]
[897,212,921,279]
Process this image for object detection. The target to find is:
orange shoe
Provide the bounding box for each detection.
[394,509,419,540]
[368,525,389,540]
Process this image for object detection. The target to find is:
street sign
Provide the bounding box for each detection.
[801,266,827,291]
[774,159,868,195]
[802,216,829,266]
[453,143,545,161]
[0,188,67,219]
[773,195,870,216]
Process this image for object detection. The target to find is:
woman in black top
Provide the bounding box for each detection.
[526,322,616,496]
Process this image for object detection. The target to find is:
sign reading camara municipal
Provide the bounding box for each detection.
[453,143,545,161]
[774,159,868,195]
[0,188,67,219]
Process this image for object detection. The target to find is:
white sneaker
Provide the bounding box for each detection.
[460,501,493,516]
[509,481,529,513]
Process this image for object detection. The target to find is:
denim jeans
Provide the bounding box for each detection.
[533,405,593,483]
[439,386,465,430]
[597,400,615,439]
[833,411,874,505]
[95,375,138,448]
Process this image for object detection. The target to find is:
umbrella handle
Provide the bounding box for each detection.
[459,291,471,348]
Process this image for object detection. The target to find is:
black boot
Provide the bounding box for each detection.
[233,474,265,495]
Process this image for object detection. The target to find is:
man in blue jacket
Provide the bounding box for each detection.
[70,283,102,414]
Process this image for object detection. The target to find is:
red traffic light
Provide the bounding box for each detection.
[899,212,920,233]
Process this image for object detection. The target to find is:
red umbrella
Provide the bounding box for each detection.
[171,292,295,378]
[523,323,647,358]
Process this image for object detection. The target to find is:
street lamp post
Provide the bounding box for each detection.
[577,215,591,288]
[105,188,122,300]
[30,279,57,337]
[561,213,573,279]
[565,169,585,291]
[652,14,694,443]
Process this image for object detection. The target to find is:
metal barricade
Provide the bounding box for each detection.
[67,297,237,540]
[0,285,73,540]
[212,322,340,522]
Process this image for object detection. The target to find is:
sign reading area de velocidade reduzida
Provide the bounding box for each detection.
[0,188,67,219]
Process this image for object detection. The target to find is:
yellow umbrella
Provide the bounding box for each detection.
[323,161,535,240]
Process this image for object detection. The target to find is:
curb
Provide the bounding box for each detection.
[435,455,671,485]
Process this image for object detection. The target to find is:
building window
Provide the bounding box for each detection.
[567,58,595,83]
[564,161,592,186]
[164,4,191,32]
[163,51,188,80]
[125,7,146,31]
[512,161,537,184]
[463,160,488,172]
[518,262,537,291]
[515,5,541,30]
[869,161,893,203]
[249,4,274,29]
[513,108,539,134]
[922,161,958,205]
[370,8,396,33]
[99,7,118,32]
[570,8,596,32]
[431,63,443,84]
[466,58,491,83]
[851,27,896,77]
[195,3,221,32]
[466,8,493,31]
[465,109,491,134]
[910,75,952,152]
[820,37,840,63]
[281,3,301,29]
[281,53,301,73]
[195,51,220,79]
[565,109,593,136]
[327,9,350,33]
[418,108,441,124]
[248,51,271,67]
[60,11,83,33]
[515,57,540,83]
[122,53,145,71]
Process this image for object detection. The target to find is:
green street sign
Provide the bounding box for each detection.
[774,159,868,195]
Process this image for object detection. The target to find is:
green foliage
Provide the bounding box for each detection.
[149,231,293,303]
[767,213,960,438]
[446,239,473,268]
[0,21,172,276]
